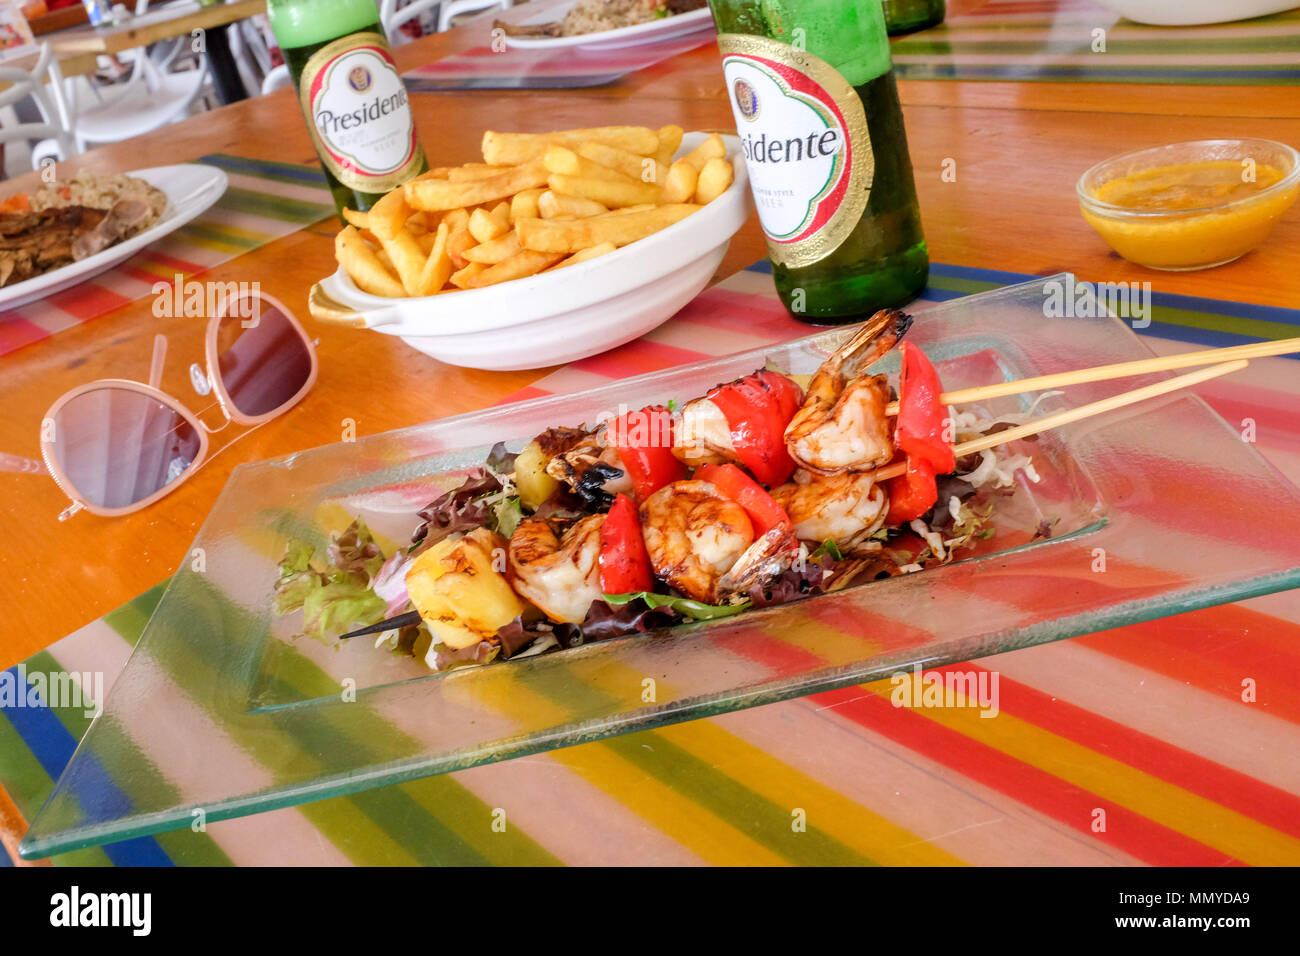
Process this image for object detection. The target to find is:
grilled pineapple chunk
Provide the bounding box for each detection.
[514,438,558,511]
[405,528,524,651]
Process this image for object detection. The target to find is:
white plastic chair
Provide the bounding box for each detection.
[380,0,444,45]
[0,44,80,173]
[62,0,210,149]
[260,64,291,95]
[65,41,208,149]
[228,15,279,98]
[378,0,511,42]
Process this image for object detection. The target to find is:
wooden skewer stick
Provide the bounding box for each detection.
[870,359,1248,483]
[882,336,1300,416]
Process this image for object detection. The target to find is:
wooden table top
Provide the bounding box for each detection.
[48,0,266,56]
[1,0,1297,667]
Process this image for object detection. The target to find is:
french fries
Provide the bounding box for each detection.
[547,172,661,209]
[517,205,701,253]
[482,126,661,165]
[331,125,736,298]
[696,157,735,206]
[661,159,698,204]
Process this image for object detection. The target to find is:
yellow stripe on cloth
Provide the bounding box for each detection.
[579,657,962,866]
[476,673,789,866]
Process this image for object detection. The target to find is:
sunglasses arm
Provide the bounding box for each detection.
[148,334,168,391]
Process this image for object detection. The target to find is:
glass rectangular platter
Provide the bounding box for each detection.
[21,275,1300,858]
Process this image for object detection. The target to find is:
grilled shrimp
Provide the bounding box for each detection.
[784,309,912,474]
[670,395,735,470]
[507,514,605,624]
[538,425,633,505]
[639,480,756,603]
[769,471,889,554]
[716,523,802,600]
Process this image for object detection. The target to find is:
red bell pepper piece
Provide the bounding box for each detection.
[695,463,791,536]
[706,369,804,487]
[599,493,654,594]
[606,404,687,501]
[886,456,938,524]
[895,342,955,475]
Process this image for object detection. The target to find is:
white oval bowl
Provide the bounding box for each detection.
[1094,0,1297,25]
[313,132,751,371]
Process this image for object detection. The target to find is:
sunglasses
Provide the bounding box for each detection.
[39,290,317,520]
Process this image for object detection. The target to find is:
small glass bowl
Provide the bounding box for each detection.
[1077,138,1300,271]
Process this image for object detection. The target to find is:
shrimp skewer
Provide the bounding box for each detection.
[784,309,912,475]
[507,514,605,624]
[769,471,890,555]
[639,479,802,604]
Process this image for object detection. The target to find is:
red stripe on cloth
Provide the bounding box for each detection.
[717,629,1241,865]
[1200,393,1300,455]
[46,283,132,322]
[677,288,806,338]
[1075,613,1300,725]
[960,662,1300,841]
[568,338,709,379]
[0,316,51,356]
[820,687,1241,866]
[120,263,170,287]
[495,385,552,406]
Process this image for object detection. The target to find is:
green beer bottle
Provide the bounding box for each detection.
[268,0,427,216]
[707,0,929,323]
[882,0,946,36]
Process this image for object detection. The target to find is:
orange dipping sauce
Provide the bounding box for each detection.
[1080,159,1299,270]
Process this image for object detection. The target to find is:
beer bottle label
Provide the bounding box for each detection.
[717,35,874,269]
[299,32,425,193]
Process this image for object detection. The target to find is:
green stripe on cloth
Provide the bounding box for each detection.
[101,575,560,866]
[890,6,1300,85]
[604,734,876,865]
[530,656,876,864]
[217,186,335,226]
[199,154,334,189]
[1146,305,1300,343]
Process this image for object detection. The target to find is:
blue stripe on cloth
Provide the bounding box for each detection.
[0,841,11,866]
[737,259,1299,354]
[1147,290,1300,328]
[1,669,172,867]
[196,153,331,185]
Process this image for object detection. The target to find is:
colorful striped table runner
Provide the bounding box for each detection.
[402,32,714,91]
[891,0,1300,85]
[0,155,336,358]
[3,261,1299,866]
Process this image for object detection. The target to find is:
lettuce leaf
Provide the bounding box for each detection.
[273,541,325,615]
[300,574,386,644]
[602,591,751,620]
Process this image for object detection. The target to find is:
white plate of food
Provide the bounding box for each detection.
[498,0,714,50]
[310,128,748,370]
[0,164,228,310]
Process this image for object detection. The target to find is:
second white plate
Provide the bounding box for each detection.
[0,163,229,311]
[503,4,714,51]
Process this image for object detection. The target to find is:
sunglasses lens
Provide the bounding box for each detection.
[49,387,201,510]
[216,298,313,418]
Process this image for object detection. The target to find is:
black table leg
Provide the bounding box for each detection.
[204,23,247,105]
